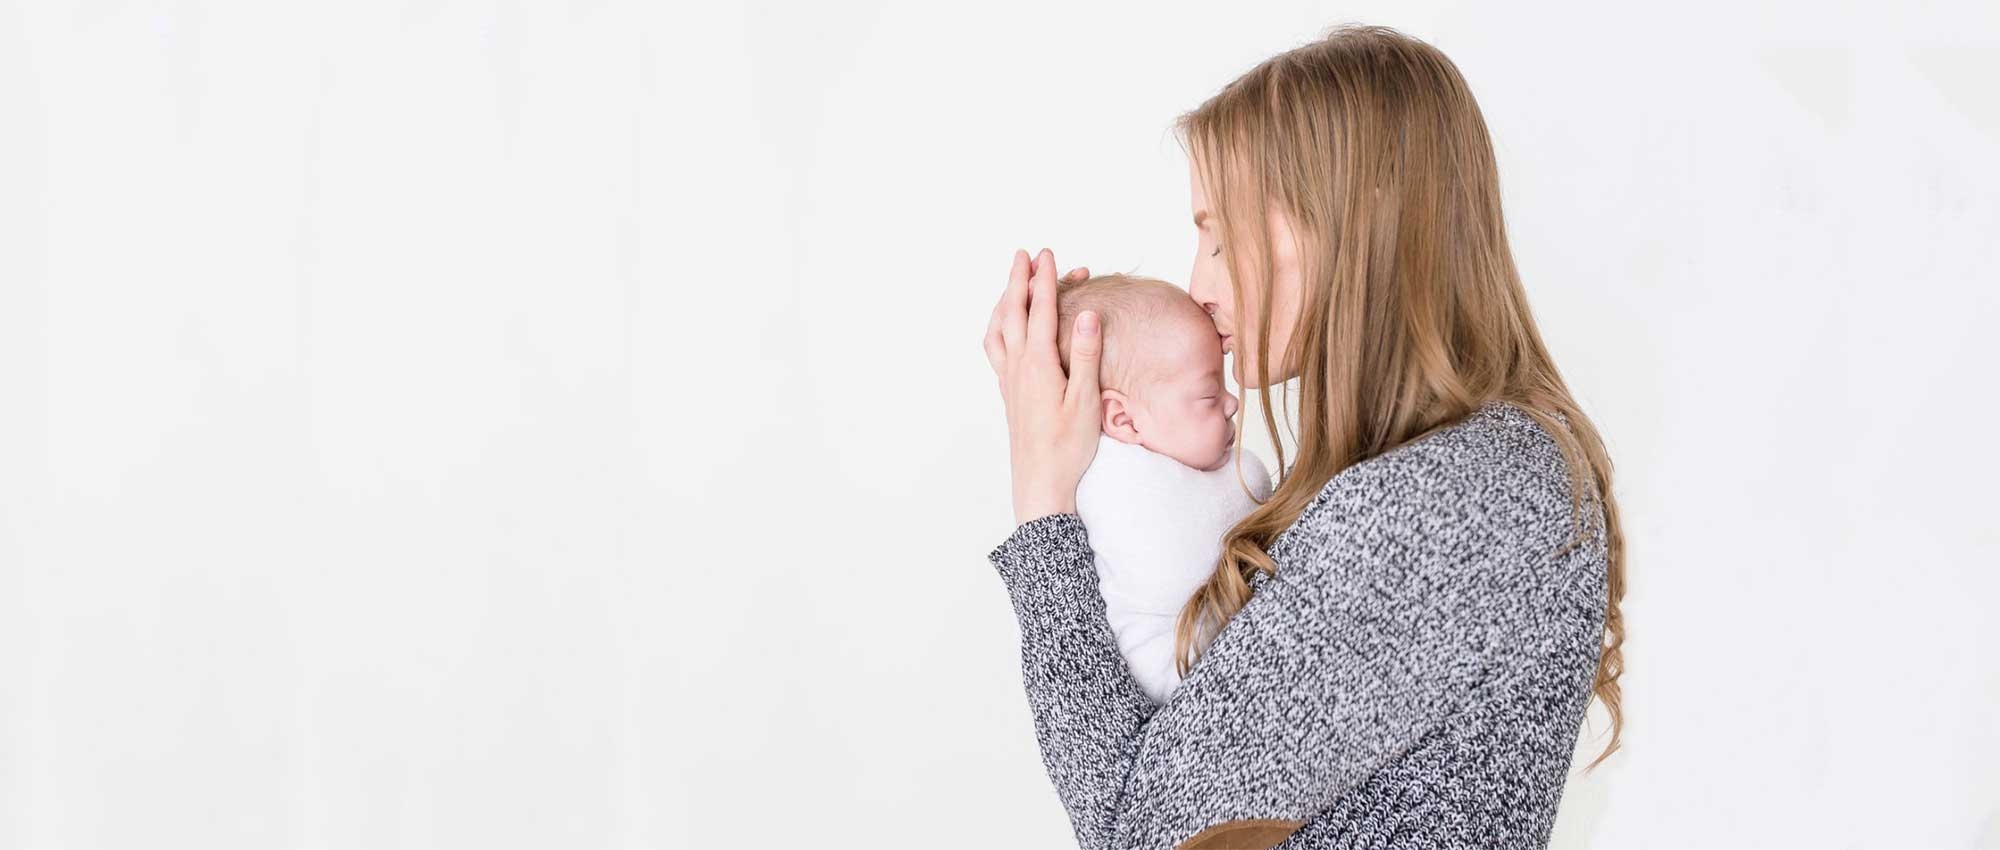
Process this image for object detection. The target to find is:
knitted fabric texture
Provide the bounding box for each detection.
[987,399,1610,850]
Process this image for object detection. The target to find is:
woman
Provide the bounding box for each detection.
[980,25,1625,850]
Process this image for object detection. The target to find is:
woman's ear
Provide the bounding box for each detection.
[1100,389,1141,445]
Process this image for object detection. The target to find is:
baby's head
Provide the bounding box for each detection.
[1055,273,1241,472]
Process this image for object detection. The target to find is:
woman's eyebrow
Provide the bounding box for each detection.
[1193,210,1209,228]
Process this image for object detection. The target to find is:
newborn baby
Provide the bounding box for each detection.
[1054,273,1272,704]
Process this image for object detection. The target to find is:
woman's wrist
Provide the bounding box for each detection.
[1012,487,1078,527]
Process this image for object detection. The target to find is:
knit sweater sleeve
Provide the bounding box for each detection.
[987,453,1572,850]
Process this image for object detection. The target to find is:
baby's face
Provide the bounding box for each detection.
[1125,315,1241,471]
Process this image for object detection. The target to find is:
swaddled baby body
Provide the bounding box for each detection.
[1053,273,1272,704]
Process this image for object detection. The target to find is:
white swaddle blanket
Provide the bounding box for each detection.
[1074,433,1273,704]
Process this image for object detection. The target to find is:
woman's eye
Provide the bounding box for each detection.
[1210,243,1222,258]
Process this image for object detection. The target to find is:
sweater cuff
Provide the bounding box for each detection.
[987,513,1097,603]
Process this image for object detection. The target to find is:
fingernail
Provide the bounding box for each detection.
[1079,311,1098,335]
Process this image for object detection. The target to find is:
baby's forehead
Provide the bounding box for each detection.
[1133,310,1213,352]
[1118,311,1219,384]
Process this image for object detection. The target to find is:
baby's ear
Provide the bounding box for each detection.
[1100,389,1141,445]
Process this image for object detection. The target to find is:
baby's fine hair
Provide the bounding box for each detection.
[1054,273,1209,390]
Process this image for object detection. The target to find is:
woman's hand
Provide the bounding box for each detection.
[984,248,1102,525]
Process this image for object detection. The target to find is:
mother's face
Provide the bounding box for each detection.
[1185,155,1304,389]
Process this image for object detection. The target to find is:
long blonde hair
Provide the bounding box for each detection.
[1168,24,1626,770]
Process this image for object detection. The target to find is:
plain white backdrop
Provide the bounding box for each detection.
[2,1,1996,848]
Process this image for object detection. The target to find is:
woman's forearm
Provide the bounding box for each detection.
[988,513,1161,849]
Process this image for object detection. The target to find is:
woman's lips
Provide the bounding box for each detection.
[1220,334,1235,354]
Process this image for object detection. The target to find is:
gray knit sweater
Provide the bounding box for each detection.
[987,399,1609,850]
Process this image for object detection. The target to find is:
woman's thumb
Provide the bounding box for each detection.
[1065,311,1102,405]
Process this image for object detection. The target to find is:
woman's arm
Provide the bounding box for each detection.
[989,452,1586,850]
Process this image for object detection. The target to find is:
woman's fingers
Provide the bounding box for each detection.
[989,249,1101,524]
[983,314,1005,375]
[986,248,1076,378]
[984,259,1010,375]
[1000,248,1031,352]
[1064,310,1102,409]
[1027,249,1059,347]
[986,283,1004,338]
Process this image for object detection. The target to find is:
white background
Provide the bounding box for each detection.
[2,2,1997,848]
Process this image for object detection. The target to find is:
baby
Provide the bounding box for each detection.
[1054,273,1272,704]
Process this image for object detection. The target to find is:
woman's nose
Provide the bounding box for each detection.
[1188,275,1214,311]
